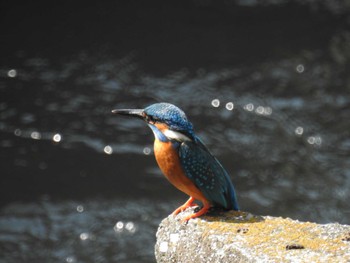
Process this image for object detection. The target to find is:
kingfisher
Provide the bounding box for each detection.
[112,103,239,221]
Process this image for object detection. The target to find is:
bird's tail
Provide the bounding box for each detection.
[228,185,239,211]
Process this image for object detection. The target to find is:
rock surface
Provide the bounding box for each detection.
[155,208,350,263]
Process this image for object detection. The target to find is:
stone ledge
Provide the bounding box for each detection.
[155,208,350,263]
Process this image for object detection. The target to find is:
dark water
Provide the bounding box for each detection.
[1,1,350,262]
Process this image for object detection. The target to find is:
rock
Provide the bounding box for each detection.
[155,208,350,263]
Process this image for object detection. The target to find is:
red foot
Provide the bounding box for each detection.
[172,197,196,215]
[181,203,210,222]
[172,197,211,222]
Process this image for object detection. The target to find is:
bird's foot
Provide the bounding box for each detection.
[181,203,210,222]
[172,197,196,216]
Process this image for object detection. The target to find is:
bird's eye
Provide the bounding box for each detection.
[142,112,152,123]
[145,115,156,124]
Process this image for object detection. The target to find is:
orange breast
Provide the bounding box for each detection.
[153,138,207,202]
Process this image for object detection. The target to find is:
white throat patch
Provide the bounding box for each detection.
[163,129,192,142]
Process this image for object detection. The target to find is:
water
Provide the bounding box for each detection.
[1,1,350,262]
[0,198,174,263]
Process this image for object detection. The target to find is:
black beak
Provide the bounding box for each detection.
[111,108,144,119]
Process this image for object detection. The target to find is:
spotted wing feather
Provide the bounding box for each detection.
[178,138,239,210]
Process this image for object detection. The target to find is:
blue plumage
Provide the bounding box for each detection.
[179,137,239,210]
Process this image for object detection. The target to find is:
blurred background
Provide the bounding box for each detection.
[1,0,350,262]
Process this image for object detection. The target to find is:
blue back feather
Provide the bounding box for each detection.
[179,137,239,210]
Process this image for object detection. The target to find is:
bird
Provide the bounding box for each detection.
[112,102,239,221]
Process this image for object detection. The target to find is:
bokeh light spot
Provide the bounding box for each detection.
[125,222,136,233]
[14,129,22,136]
[53,133,61,142]
[256,106,264,114]
[315,136,322,145]
[263,106,272,115]
[114,221,124,233]
[225,102,234,110]
[296,64,305,73]
[307,136,315,144]
[79,232,89,240]
[143,147,151,155]
[295,127,304,135]
[31,131,41,140]
[77,205,84,213]
[66,256,76,263]
[244,103,254,111]
[104,145,113,154]
[211,99,220,107]
[7,69,17,78]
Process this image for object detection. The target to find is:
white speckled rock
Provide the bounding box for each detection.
[155,208,350,263]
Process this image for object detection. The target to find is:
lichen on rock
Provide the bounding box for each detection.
[155,208,350,263]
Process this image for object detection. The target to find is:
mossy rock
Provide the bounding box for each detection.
[155,208,350,263]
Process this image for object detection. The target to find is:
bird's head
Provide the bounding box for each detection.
[112,103,195,142]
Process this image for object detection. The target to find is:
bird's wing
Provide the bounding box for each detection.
[178,138,239,210]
